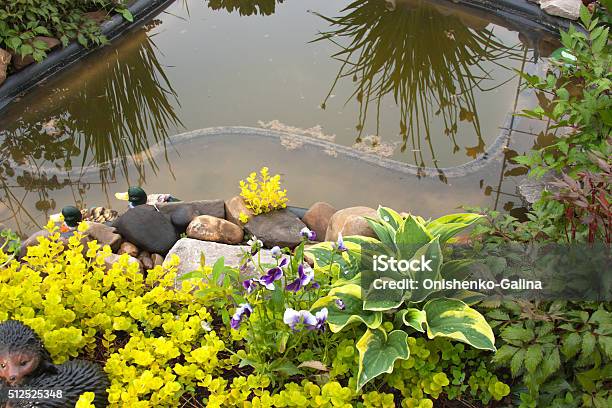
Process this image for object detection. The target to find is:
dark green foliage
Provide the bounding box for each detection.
[0,1,131,63]
[485,301,611,408]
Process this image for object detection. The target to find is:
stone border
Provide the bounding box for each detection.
[0,0,176,112]
[7,124,512,180]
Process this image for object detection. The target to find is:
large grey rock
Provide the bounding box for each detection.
[166,238,275,287]
[517,174,560,207]
[114,206,178,255]
[156,200,225,232]
[540,0,581,20]
[0,49,10,86]
[245,209,307,249]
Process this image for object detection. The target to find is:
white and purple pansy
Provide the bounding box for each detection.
[242,279,257,294]
[257,257,288,290]
[283,307,328,331]
[230,303,253,329]
[286,263,314,292]
[300,227,317,241]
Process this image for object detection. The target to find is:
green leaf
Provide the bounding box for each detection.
[376,206,404,231]
[405,237,443,303]
[562,332,582,358]
[426,213,483,244]
[510,348,525,377]
[176,269,206,282]
[356,329,410,390]
[424,298,496,351]
[395,215,433,260]
[5,36,22,50]
[525,344,543,373]
[396,308,426,332]
[119,8,135,23]
[580,4,592,27]
[492,344,518,364]
[311,284,382,332]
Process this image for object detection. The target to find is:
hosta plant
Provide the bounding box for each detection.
[306,207,498,390]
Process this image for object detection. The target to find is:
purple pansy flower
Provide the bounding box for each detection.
[313,308,328,330]
[286,263,314,292]
[257,258,287,290]
[335,298,346,310]
[242,279,257,294]
[283,307,328,331]
[300,227,317,241]
[335,233,348,252]
[230,303,253,329]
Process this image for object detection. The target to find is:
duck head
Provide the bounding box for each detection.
[115,186,148,208]
[49,205,82,228]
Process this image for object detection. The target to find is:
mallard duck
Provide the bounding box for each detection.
[49,206,83,233]
[115,186,180,209]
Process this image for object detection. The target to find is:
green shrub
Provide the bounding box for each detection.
[0,1,132,63]
[515,5,611,179]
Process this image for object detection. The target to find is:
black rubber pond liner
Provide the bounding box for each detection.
[0,0,176,112]
[442,0,572,33]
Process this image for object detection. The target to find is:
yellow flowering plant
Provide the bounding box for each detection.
[239,167,288,215]
[0,216,510,407]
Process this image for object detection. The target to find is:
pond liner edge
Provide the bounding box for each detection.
[445,0,574,33]
[0,0,176,112]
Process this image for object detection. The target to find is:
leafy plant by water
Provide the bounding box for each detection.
[515,6,611,178]
[312,0,524,169]
[0,1,134,64]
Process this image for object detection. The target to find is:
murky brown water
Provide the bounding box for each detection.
[0,0,556,236]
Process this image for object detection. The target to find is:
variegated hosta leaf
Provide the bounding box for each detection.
[356,328,410,390]
[395,215,433,260]
[395,308,426,332]
[305,241,361,279]
[311,284,382,333]
[425,213,483,244]
[424,298,496,351]
[404,236,443,303]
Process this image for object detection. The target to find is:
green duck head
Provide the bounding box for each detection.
[61,206,83,228]
[116,186,148,207]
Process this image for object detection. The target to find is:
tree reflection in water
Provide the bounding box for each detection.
[0,23,182,235]
[313,0,526,172]
[206,0,285,16]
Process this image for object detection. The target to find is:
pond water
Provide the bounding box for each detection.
[0,0,557,236]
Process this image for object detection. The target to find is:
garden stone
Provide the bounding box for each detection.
[156,200,225,232]
[303,202,337,242]
[103,253,141,272]
[113,206,178,255]
[186,215,244,245]
[325,206,378,242]
[244,209,306,249]
[225,196,253,226]
[138,251,154,271]
[151,253,164,267]
[118,242,139,258]
[539,0,580,20]
[166,238,275,288]
[0,49,10,86]
[85,222,122,252]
